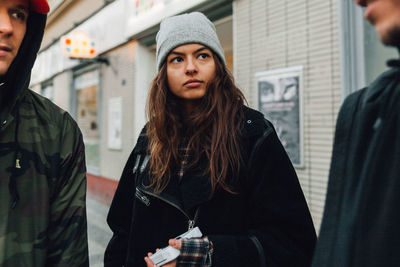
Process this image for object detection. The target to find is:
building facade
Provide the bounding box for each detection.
[33,0,398,231]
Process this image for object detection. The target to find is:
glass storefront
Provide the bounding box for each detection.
[74,69,100,175]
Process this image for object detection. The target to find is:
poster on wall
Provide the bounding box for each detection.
[108,97,123,150]
[256,66,303,167]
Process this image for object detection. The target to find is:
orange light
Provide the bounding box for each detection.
[65,38,71,45]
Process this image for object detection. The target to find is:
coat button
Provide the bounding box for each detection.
[247,120,252,124]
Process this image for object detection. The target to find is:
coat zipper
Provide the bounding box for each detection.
[135,153,199,230]
[135,188,150,206]
[139,186,199,230]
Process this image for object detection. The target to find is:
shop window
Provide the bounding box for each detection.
[74,70,100,175]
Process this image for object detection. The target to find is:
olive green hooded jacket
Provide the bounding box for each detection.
[0,9,89,267]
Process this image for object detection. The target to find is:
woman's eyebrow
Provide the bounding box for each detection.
[194,47,209,53]
[169,51,185,56]
[169,46,210,56]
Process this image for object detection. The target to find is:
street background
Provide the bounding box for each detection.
[37,0,399,235]
[87,196,112,267]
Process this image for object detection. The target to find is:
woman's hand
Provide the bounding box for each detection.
[144,239,182,267]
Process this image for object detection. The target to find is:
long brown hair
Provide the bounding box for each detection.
[146,53,245,195]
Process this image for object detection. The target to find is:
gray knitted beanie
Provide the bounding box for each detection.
[156,12,226,71]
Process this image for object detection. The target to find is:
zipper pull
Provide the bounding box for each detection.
[188,220,195,230]
[188,207,200,230]
[135,188,150,206]
[139,195,150,206]
[15,158,21,169]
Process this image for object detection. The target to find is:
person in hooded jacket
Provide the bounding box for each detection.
[105,12,316,267]
[312,0,400,267]
[0,0,89,266]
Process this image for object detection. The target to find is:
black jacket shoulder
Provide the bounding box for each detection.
[132,125,148,154]
[242,106,273,138]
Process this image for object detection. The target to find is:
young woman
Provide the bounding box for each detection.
[104,12,316,267]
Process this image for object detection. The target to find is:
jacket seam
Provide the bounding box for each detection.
[247,120,274,167]
[249,235,266,267]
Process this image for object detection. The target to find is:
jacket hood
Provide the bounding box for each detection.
[387,59,400,68]
[363,56,400,107]
[0,11,47,123]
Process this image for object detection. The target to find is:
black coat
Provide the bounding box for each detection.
[312,63,400,266]
[105,106,316,267]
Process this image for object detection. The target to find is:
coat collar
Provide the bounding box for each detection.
[134,106,269,212]
[363,66,400,107]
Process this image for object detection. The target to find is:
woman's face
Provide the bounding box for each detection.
[166,43,216,105]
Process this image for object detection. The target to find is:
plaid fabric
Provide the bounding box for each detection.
[177,237,214,267]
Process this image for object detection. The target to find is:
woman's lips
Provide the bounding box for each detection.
[184,80,203,88]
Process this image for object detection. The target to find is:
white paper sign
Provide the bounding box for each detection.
[108,97,123,150]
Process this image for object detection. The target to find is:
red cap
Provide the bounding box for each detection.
[30,0,50,14]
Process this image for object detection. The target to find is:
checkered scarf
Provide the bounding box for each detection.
[177,237,214,267]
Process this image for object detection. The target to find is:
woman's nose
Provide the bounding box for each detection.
[185,58,198,74]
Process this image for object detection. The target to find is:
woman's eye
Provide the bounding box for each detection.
[170,57,183,63]
[198,53,210,59]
